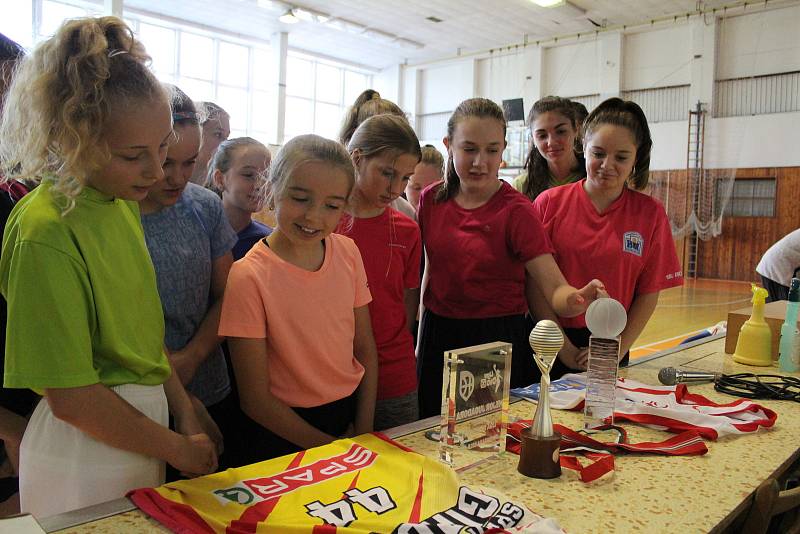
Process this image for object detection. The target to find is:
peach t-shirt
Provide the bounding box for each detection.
[219,233,371,407]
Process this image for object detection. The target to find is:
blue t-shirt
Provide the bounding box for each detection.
[233,220,272,260]
[141,183,237,406]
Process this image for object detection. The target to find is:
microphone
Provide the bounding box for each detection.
[658,367,720,386]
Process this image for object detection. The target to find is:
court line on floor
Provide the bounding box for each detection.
[655,297,751,309]
[634,330,706,349]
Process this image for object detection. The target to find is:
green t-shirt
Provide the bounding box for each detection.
[1,182,171,390]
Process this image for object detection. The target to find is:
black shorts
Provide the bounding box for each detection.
[225,393,357,468]
[416,310,538,419]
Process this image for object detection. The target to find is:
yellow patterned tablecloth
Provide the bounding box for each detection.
[54,338,800,533]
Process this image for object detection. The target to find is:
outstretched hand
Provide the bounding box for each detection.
[566,279,607,315]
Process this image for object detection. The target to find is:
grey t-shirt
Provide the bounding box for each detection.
[141,183,237,406]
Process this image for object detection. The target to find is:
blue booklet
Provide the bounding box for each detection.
[510,373,586,402]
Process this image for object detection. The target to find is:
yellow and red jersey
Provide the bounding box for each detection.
[129,433,560,533]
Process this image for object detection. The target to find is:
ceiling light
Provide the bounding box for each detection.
[323,18,367,35]
[293,8,314,21]
[395,38,424,50]
[531,0,586,17]
[363,28,396,44]
[555,1,586,17]
[278,9,299,24]
[291,7,328,23]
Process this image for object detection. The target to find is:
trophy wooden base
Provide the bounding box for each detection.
[517,428,562,479]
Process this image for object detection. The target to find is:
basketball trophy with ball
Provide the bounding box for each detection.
[584,298,628,430]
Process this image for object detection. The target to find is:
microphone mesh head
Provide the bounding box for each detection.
[528,320,563,366]
[658,367,677,385]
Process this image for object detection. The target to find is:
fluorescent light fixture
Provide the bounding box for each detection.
[531,0,586,16]
[323,18,366,34]
[322,16,423,49]
[293,8,314,21]
[278,9,299,23]
[292,7,329,23]
[363,28,396,44]
[558,1,586,17]
[395,38,424,50]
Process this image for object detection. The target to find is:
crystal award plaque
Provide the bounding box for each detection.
[439,342,512,471]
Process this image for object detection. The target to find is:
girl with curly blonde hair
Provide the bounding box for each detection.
[0,17,217,518]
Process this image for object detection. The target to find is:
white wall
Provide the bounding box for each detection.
[418,60,475,114]
[543,40,598,96]
[402,3,800,171]
[649,121,688,170]
[475,46,543,120]
[623,25,691,90]
[717,4,800,80]
[705,113,800,168]
[477,52,528,106]
[373,64,401,104]
[649,112,800,170]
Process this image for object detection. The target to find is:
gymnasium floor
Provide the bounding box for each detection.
[630,278,753,360]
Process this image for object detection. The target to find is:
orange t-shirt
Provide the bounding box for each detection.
[219,234,371,407]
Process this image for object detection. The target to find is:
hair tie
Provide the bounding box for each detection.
[173,111,198,122]
[108,49,128,58]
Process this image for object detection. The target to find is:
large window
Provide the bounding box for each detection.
[124,17,273,143]
[284,52,372,141]
[1,1,274,144]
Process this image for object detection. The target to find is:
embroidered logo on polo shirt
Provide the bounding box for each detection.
[623,231,644,256]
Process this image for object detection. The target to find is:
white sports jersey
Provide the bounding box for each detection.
[514,374,777,439]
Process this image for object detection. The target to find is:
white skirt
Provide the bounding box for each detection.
[19,383,169,520]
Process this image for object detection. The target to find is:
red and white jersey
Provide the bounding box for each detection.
[509,375,776,482]
[525,374,777,440]
[533,181,683,329]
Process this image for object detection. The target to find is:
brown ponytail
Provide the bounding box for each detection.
[582,98,652,190]
[338,89,405,145]
[435,98,506,203]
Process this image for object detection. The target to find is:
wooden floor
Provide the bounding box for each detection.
[630,278,753,359]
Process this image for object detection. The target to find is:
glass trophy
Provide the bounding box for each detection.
[583,298,627,430]
[439,341,512,471]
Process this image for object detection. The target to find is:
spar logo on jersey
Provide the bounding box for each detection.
[622,231,644,256]
[212,444,377,506]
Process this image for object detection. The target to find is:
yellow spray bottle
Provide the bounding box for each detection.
[733,284,773,366]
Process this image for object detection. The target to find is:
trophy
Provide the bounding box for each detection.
[517,320,563,479]
[584,298,627,430]
[439,342,512,471]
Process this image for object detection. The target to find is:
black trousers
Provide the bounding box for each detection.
[224,393,357,468]
[761,275,789,303]
[416,310,538,419]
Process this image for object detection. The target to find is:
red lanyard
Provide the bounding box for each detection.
[507,420,707,482]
